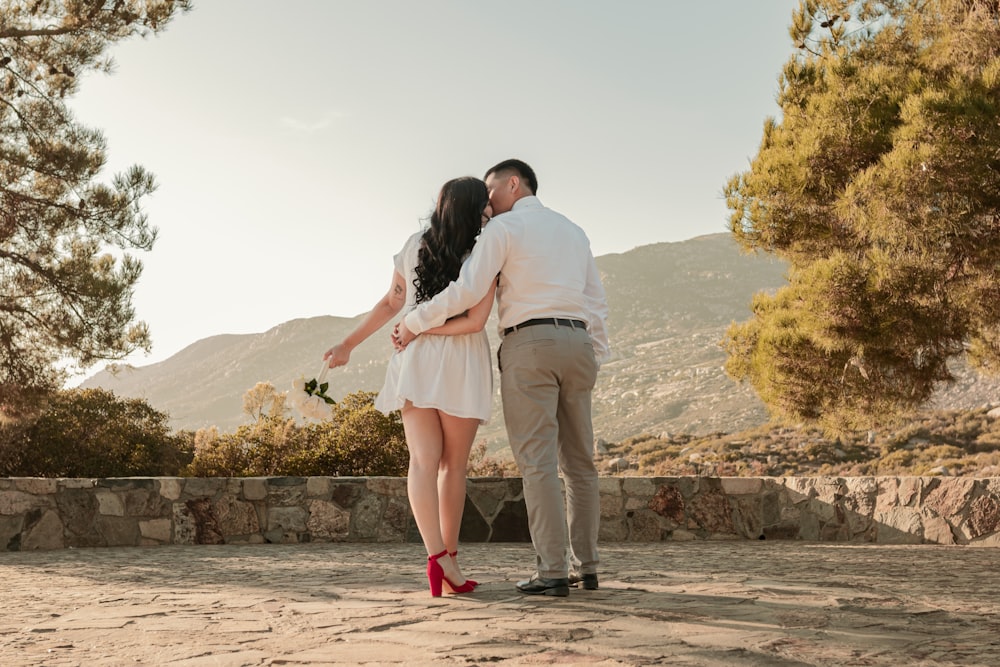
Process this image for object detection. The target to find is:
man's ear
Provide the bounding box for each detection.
[508,174,521,193]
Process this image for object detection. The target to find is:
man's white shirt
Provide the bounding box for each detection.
[404,196,610,363]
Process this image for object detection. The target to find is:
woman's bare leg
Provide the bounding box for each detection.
[401,402,465,585]
[437,411,479,576]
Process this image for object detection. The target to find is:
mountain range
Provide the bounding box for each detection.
[82,233,1000,453]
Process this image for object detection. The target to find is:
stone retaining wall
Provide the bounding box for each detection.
[2,476,999,551]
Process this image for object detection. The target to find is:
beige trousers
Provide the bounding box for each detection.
[499,323,599,578]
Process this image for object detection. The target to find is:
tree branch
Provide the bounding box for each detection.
[0,27,77,39]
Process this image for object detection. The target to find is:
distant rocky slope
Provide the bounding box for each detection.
[83,233,1000,452]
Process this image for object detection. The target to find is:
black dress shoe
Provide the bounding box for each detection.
[568,571,599,590]
[515,574,569,597]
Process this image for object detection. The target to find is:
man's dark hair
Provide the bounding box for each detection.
[485,159,538,194]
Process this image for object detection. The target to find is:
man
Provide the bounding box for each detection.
[394,159,610,596]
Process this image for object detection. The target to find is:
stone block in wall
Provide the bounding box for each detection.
[94,515,140,547]
[0,490,48,516]
[183,498,224,545]
[458,495,490,542]
[139,518,171,543]
[405,515,421,544]
[720,477,762,496]
[172,502,196,545]
[783,477,817,502]
[242,478,268,501]
[815,478,847,506]
[330,480,366,509]
[214,495,259,536]
[874,507,924,544]
[267,506,307,535]
[1,514,24,550]
[307,499,350,540]
[924,478,977,522]
[619,476,654,497]
[56,488,100,547]
[923,515,956,545]
[20,509,64,550]
[599,516,628,541]
[626,510,664,541]
[803,496,839,525]
[266,477,307,507]
[158,478,182,500]
[123,488,170,518]
[366,477,407,498]
[350,493,386,540]
[844,503,873,539]
[875,477,918,514]
[600,486,624,519]
[819,521,850,542]
[957,492,1000,542]
[184,477,222,499]
[59,478,98,489]
[467,479,511,520]
[503,478,526,503]
[971,532,1000,545]
[598,476,623,496]
[761,491,782,528]
[729,495,762,539]
[489,497,530,542]
[796,507,822,540]
[686,483,735,535]
[306,477,331,497]
[95,490,124,517]
[843,478,877,519]
[14,478,58,494]
[648,484,684,523]
[377,497,410,542]
[761,521,800,540]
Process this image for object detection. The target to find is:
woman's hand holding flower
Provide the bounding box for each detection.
[323,343,351,368]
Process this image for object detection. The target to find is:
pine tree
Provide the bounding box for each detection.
[0,0,190,418]
[723,0,1000,429]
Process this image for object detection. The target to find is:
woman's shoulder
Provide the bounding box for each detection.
[397,229,425,253]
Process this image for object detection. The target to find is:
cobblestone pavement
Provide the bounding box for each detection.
[1,541,998,666]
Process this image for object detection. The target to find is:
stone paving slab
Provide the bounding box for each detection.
[0,542,998,666]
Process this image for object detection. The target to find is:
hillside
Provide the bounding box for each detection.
[83,233,1000,454]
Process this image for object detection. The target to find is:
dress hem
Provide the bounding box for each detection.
[375,395,490,425]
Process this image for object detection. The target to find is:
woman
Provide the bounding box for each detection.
[323,177,495,597]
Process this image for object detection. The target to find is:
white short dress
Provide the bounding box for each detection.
[373,231,493,424]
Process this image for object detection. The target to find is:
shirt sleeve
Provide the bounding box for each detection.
[584,253,611,364]
[404,221,507,333]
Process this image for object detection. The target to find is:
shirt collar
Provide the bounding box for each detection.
[511,195,542,211]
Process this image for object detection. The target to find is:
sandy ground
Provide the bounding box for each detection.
[1,541,998,666]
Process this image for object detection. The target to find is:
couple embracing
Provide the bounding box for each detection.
[325,159,610,598]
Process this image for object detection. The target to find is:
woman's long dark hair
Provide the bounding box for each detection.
[413,177,489,304]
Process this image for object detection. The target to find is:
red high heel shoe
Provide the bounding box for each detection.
[427,549,475,596]
[450,550,478,588]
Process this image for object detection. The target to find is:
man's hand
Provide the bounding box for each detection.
[392,321,417,351]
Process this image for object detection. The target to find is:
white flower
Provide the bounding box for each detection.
[288,365,335,420]
[300,394,332,420]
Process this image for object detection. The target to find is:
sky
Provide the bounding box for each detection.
[68,0,802,379]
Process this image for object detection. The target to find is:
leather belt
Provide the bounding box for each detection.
[503,318,587,335]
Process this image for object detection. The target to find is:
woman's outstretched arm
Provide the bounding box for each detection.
[324,270,407,367]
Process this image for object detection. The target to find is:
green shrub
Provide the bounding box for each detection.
[183,390,409,477]
[0,388,190,477]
